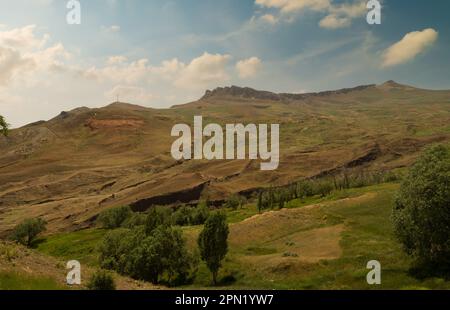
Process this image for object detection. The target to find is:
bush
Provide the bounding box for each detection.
[87,270,116,290]
[11,218,47,247]
[224,194,245,210]
[393,145,450,267]
[98,206,132,229]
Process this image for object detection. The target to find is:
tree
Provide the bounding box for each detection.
[98,228,143,273]
[144,206,172,234]
[172,206,192,226]
[99,225,196,285]
[87,270,116,290]
[0,115,9,136]
[191,202,210,225]
[225,194,241,210]
[97,206,132,229]
[198,212,229,285]
[257,191,263,213]
[11,218,47,247]
[393,145,450,267]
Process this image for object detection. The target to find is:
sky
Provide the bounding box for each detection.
[0,0,449,127]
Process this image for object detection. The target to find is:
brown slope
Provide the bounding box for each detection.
[0,81,450,234]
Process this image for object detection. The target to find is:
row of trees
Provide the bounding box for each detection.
[256,169,400,212]
[97,203,210,230]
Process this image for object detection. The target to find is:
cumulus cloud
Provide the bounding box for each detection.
[0,47,35,84]
[236,57,262,79]
[0,25,69,86]
[255,0,366,29]
[174,52,231,90]
[0,24,49,50]
[107,55,128,65]
[319,1,366,29]
[382,28,438,68]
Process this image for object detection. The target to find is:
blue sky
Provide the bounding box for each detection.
[1,0,449,127]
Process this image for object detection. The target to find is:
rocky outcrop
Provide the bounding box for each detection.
[201,84,376,102]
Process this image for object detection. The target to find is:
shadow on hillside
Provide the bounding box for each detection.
[30,238,47,249]
[408,261,450,280]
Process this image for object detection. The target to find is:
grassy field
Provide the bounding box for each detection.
[0,272,65,290]
[36,228,107,266]
[32,182,450,290]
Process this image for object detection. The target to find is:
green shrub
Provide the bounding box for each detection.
[11,218,47,247]
[97,206,132,229]
[393,145,450,267]
[87,270,116,290]
[224,194,245,210]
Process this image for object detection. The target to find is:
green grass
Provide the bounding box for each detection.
[36,228,107,266]
[0,272,65,290]
[33,183,450,290]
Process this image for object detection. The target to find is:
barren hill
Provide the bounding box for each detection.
[1,81,449,234]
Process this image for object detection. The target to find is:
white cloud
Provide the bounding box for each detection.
[236,57,262,79]
[319,14,351,29]
[382,28,438,68]
[319,1,366,29]
[260,14,279,25]
[255,0,331,14]
[174,52,231,90]
[255,0,366,29]
[107,55,128,65]
[0,25,49,50]
[0,25,69,86]
[0,47,35,85]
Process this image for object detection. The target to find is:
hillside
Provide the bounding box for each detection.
[0,81,450,235]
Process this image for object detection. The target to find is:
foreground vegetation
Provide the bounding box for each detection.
[31,184,449,289]
[4,146,449,289]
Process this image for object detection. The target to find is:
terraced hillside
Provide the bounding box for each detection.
[0,81,449,234]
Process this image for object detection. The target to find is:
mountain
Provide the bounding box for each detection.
[0,81,449,235]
